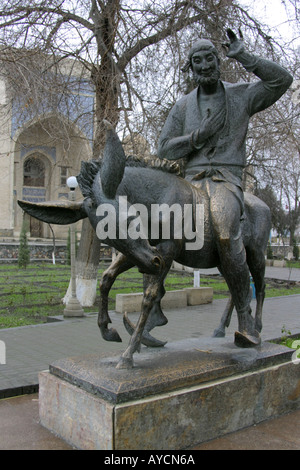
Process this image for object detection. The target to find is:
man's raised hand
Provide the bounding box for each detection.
[223,28,245,58]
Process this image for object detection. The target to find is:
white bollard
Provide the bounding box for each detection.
[194,270,200,288]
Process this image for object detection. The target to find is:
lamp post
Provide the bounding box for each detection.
[64,176,84,317]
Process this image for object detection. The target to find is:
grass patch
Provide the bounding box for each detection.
[0,262,299,329]
[286,260,300,269]
[281,336,300,350]
[270,326,300,361]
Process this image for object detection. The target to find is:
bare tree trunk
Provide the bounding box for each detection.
[63,219,101,306]
[64,57,120,306]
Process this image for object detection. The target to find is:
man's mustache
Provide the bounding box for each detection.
[193,69,220,85]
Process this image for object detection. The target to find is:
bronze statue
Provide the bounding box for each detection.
[156,28,292,340]
[18,30,292,369]
[18,122,271,368]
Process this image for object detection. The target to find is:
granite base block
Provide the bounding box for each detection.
[39,337,300,450]
[39,371,114,450]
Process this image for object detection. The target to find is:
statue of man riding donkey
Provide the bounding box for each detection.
[19,29,293,369]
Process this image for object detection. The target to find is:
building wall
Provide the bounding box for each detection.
[0,78,14,236]
[13,118,91,239]
[0,61,94,240]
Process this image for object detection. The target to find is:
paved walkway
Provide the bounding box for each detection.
[0,294,299,396]
[0,265,299,450]
[198,265,300,282]
[265,265,300,281]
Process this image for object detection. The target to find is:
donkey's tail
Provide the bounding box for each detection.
[100,120,126,199]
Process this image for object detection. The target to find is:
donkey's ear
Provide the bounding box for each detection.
[100,120,126,199]
[18,200,88,225]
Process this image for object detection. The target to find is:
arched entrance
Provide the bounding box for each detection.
[22,154,47,237]
[13,114,92,239]
[23,155,45,187]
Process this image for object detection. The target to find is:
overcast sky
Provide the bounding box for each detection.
[239,0,299,47]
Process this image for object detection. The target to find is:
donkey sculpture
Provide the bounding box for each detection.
[18,122,271,368]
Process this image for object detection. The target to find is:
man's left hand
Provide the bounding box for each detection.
[223,28,245,58]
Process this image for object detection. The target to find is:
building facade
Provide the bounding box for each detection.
[0,56,95,239]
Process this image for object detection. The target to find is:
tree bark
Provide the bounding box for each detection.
[63,218,101,306]
[65,57,120,306]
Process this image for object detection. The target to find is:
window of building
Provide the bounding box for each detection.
[60,166,68,186]
[23,156,45,187]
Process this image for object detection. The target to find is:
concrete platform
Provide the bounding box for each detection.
[39,337,300,450]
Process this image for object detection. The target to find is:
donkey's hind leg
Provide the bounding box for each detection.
[246,246,266,333]
[213,265,234,338]
[213,295,234,337]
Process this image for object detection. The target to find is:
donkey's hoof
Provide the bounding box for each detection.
[107,328,122,343]
[213,327,225,338]
[116,356,134,369]
[123,313,167,348]
[141,330,167,348]
[234,330,261,348]
[101,327,122,343]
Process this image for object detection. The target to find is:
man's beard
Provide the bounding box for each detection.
[193,69,220,86]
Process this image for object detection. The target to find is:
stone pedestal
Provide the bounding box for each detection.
[63,297,85,317]
[39,337,300,450]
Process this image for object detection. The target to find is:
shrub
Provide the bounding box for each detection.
[267,242,273,260]
[18,220,30,269]
[292,239,299,261]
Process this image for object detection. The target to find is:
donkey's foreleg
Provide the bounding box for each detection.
[116,275,159,369]
[123,241,179,348]
[123,277,168,348]
[98,253,134,342]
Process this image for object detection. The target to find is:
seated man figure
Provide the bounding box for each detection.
[157,29,292,345]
